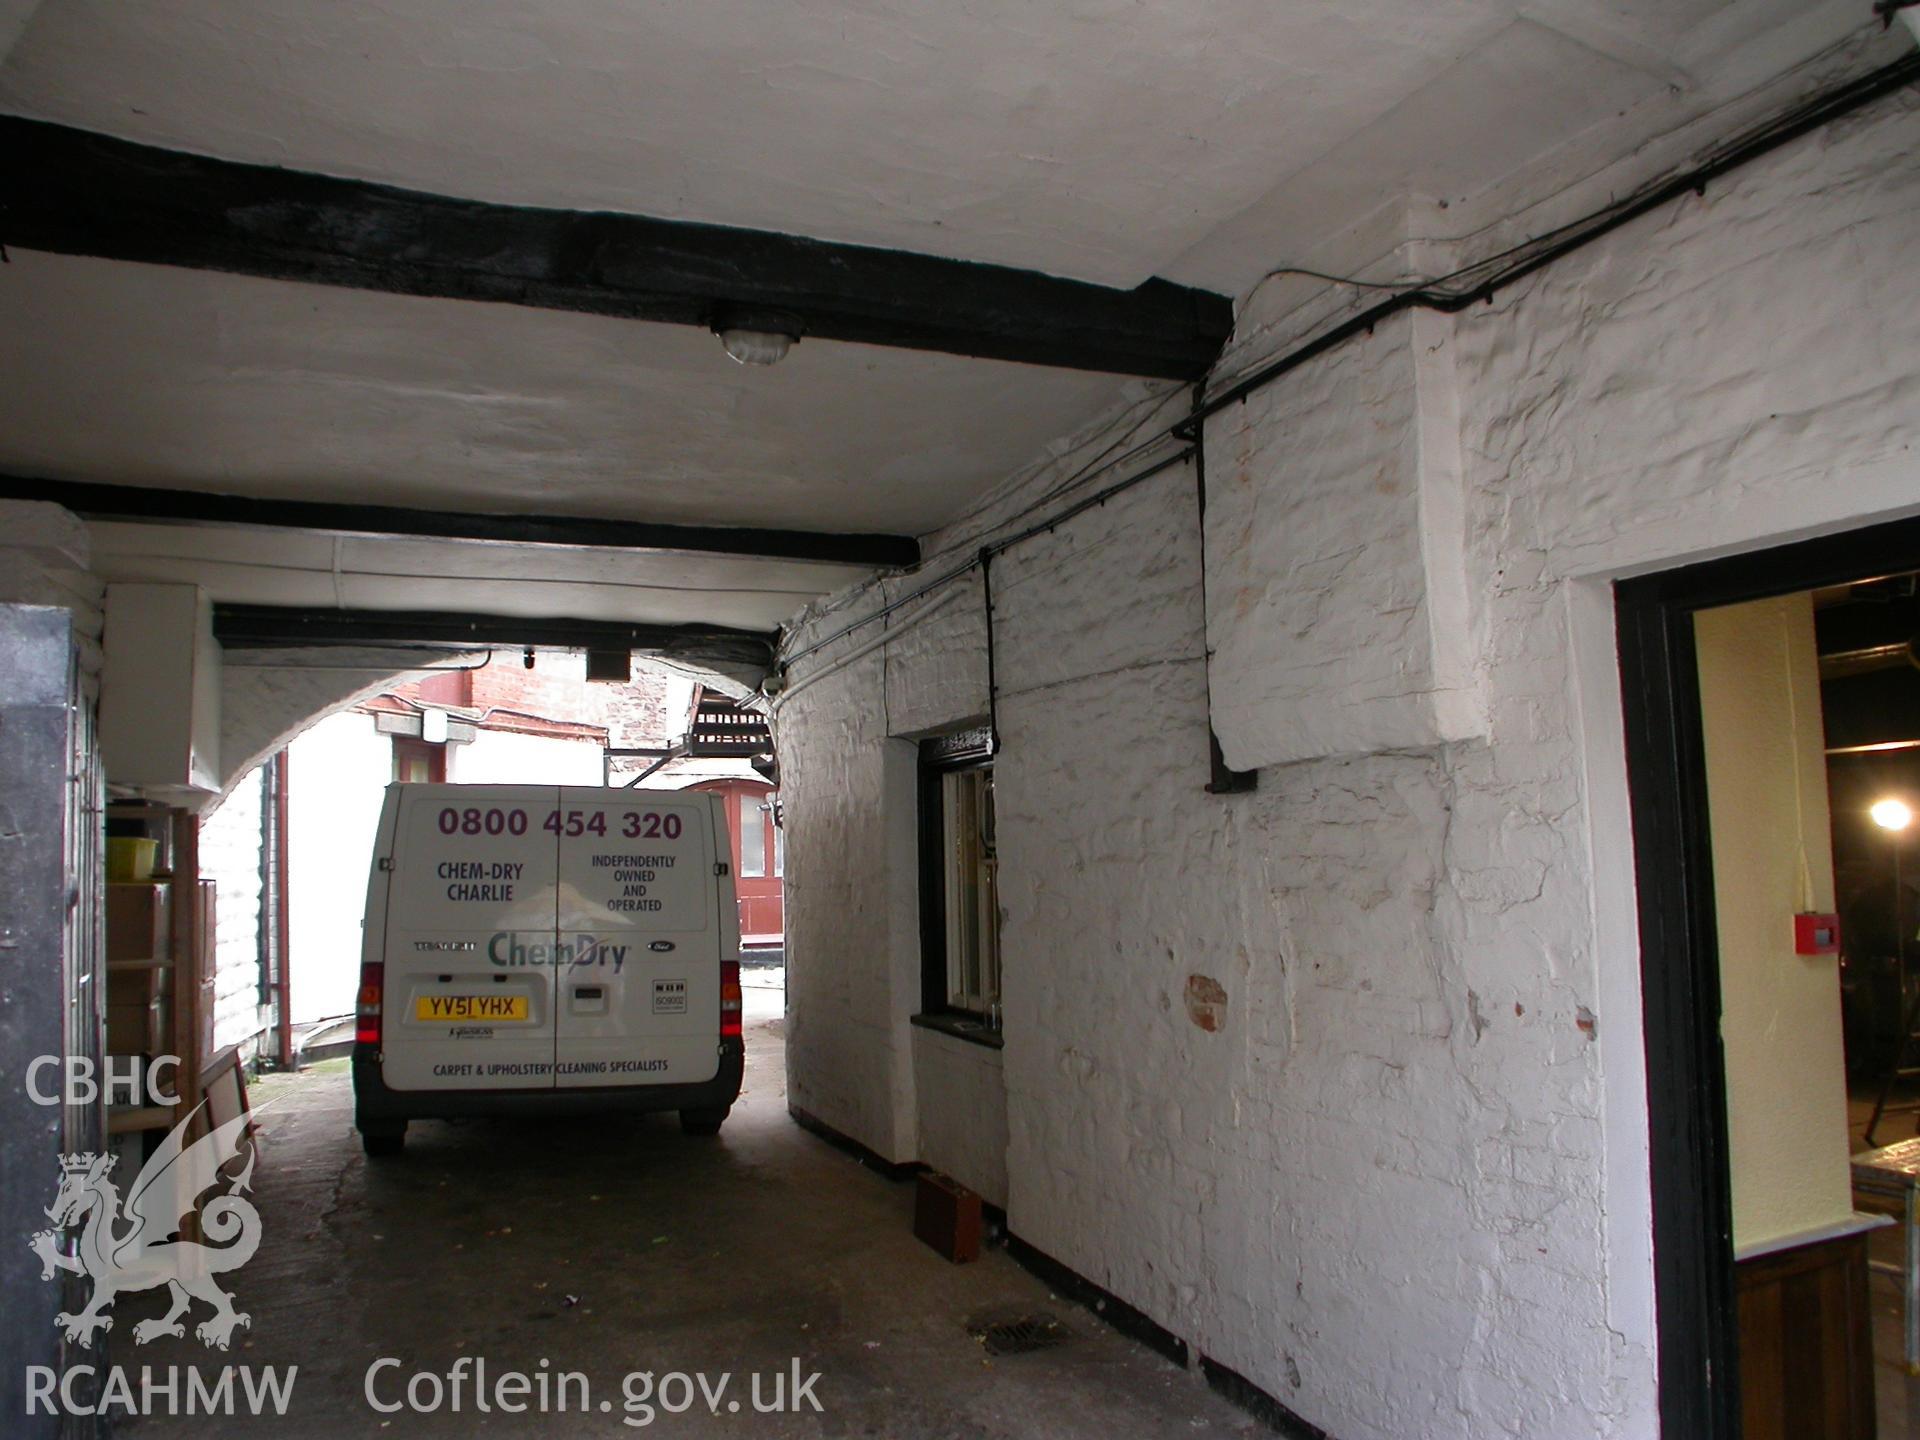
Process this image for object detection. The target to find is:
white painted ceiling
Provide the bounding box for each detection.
[0,0,1619,288]
[0,251,1130,534]
[0,0,1876,292]
[0,0,1898,641]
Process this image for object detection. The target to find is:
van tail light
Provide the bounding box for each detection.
[355,962,385,1046]
[720,960,742,1039]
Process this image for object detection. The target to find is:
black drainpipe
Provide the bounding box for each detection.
[1191,385,1256,794]
[980,546,1001,756]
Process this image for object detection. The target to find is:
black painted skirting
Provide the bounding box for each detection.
[785,1105,1340,1437]
[1200,1356,1335,1439]
[1001,1234,1188,1368]
[785,1104,922,1183]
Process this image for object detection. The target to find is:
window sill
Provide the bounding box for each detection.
[910,1012,1004,1050]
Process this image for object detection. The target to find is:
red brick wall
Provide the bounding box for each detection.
[387,653,687,748]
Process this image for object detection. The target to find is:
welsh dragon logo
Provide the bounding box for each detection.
[28,1105,260,1350]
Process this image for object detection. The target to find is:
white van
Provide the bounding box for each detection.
[351,784,743,1155]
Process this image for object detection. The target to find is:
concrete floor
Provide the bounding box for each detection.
[117,995,1258,1438]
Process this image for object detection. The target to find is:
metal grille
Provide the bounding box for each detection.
[688,695,772,758]
[968,1313,1070,1357]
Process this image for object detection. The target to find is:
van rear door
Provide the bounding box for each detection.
[553,788,721,1088]
[381,785,560,1091]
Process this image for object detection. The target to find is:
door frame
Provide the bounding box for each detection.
[1616,512,1920,1438]
[690,777,781,940]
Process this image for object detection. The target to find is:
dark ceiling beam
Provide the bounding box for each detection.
[213,604,776,672]
[1816,590,1920,657]
[0,474,918,568]
[1820,667,1920,752]
[0,116,1235,381]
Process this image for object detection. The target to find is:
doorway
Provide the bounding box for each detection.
[1619,514,1920,1439]
[693,777,784,953]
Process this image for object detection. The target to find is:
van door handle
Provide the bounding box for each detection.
[574,986,604,1000]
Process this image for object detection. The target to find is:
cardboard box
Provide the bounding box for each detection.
[106,959,171,1006]
[106,883,171,962]
[107,996,167,1055]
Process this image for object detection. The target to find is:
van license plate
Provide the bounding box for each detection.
[415,995,529,1023]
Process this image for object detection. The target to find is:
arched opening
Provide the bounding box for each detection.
[200,649,771,1069]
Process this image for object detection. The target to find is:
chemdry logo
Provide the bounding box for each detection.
[489,930,629,974]
[29,1104,261,1351]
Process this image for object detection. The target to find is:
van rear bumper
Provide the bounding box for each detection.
[352,1039,743,1124]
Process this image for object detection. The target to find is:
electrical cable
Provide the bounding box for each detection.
[778,446,1195,674]
[1187,51,1920,417]
[980,548,1000,754]
[930,382,1188,540]
[1254,265,1421,291]
[1202,47,1920,408]
[1780,606,1817,913]
[771,588,966,710]
[775,47,1920,690]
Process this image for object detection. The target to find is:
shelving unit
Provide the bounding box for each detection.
[104,802,213,1139]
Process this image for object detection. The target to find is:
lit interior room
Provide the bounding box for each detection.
[1696,572,1920,1434]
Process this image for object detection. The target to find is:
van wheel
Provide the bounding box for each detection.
[679,1108,728,1136]
[360,1123,406,1157]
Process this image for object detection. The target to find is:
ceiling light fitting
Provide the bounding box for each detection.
[1871,797,1914,832]
[711,306,802,367]
[719,329,794,366]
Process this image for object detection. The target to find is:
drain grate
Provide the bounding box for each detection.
[968,1312,1071,1357]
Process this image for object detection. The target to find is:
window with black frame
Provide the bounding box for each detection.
[917,729,1002,1038]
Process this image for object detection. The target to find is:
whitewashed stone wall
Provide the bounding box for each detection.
[911,1028,1008,1209]
[220,650,483,794]
[778,605,924,1159]
[778,91,1920,1440]
[1208,308,1486,766]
